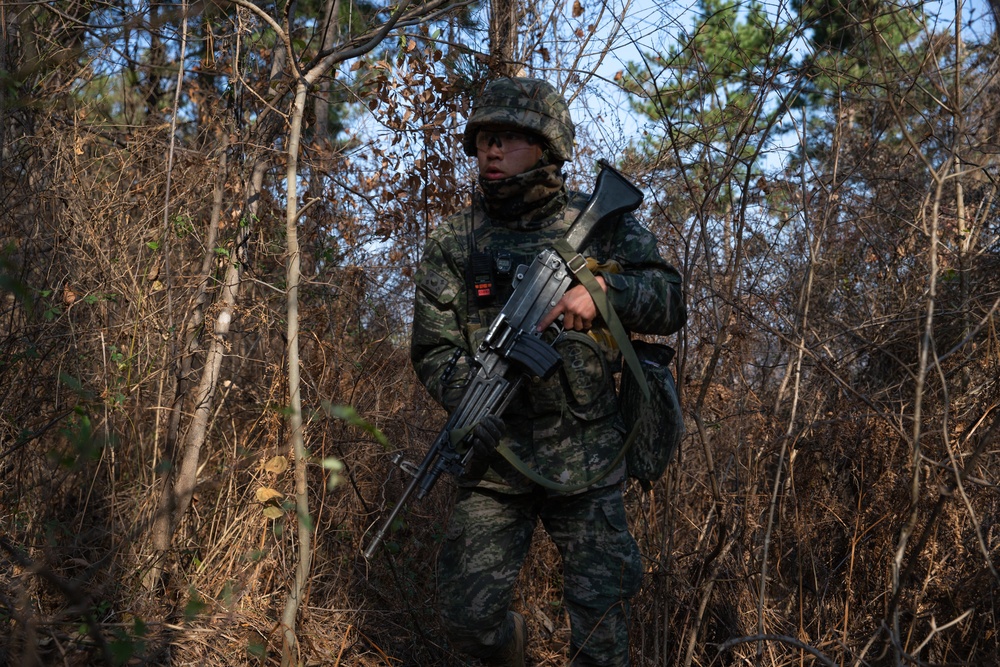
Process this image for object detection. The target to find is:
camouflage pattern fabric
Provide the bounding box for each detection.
[412,190,685,495]
[620,340,684,485]
[438,485,642,666]
[479,162,567,222]
[463,78,576,162]
[411,166,685,665]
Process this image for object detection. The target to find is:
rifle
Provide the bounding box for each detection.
[362,160,643,559]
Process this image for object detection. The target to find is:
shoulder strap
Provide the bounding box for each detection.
[488,237,652,493]
[551,238,650,402]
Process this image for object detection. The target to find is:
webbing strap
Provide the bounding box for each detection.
[494,427,639,493]
[552,239,650,401]
[487,241,652,492]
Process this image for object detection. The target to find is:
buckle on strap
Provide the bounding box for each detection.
[566,253,588,275]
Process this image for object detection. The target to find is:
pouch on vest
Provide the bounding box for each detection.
[618,340,684,487]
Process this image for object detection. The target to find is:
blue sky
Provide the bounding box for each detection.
[566,0,994,175]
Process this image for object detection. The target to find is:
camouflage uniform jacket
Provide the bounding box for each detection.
[411,190,686,494]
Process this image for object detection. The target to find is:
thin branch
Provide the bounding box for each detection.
[715,634,837,667]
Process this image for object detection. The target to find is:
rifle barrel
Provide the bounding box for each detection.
[362,434,443,559]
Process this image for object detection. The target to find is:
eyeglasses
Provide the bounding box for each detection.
[475,129,537,153]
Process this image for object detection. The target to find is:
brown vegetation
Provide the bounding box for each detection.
[2,0,1000,665]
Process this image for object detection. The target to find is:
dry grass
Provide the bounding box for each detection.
[4,43,1000,667]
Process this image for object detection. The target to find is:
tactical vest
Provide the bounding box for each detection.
[459,194,683,491]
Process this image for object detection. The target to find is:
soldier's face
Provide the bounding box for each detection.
[476,127,544,180]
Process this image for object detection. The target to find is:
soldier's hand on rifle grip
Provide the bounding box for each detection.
[537,275,607,332]
[471,414,506,460]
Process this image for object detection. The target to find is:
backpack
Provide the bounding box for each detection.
[618,339,684,488]
[547,239,684,489]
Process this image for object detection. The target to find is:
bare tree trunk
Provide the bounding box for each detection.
[144,158,267,591]
[489,0,521,76]
[279,79,310,666]
[313,0,341,138]
[988,0,1000,37]
[164,136,229,457]
[277,2,339,657]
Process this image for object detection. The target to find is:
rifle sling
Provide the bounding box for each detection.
[552,239,650,403]
[490,239,652,493]
[495,428,638,493]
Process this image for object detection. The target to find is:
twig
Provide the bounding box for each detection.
[912,609,972,655]
[0,535,115,666]
[715,633,837,667]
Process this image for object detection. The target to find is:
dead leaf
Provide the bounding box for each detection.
[255,487,283,503]
[534,608,555,634]
[263,456,288,474]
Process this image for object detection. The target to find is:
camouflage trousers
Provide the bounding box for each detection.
[437,484,642,666]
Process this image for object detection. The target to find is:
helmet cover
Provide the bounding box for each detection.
[463,77,575,162]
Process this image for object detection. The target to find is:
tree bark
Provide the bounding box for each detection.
[489,0,521,76]
[164,136,229,458]
[279,79,310,666]
[144,158,267,591]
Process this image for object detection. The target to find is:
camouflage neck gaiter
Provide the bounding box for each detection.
[478,163,567,229]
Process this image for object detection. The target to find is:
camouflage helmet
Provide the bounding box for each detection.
[463,77,576,162]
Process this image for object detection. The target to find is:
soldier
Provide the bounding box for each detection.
[410,77,686,667]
